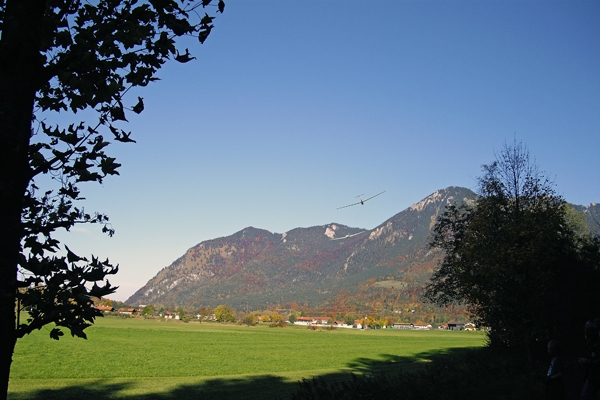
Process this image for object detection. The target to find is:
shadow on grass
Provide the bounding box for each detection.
[9,375,294,400]
[9,347,565,400]
[291,346,587,400]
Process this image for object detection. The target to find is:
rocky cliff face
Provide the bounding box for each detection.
[126,186,478,309]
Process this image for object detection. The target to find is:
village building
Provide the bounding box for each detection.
[117,307,139,315]
[93,305,114,313]
[447,321,466,330]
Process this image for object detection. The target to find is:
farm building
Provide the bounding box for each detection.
[94,305,114,313]
[393,323,413,330]
[447,321,466,330]
[413,324,433,330]
[118,307,141,315]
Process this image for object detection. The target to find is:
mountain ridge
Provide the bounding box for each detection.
[126,187,476,308]
[126,186,599,312]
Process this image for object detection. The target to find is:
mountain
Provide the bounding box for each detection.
[126,187,477,309]
[126,187,599,311]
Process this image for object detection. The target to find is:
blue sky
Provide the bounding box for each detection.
[51,1,600,301]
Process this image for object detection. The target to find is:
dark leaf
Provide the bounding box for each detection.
[200,13,215,25]
[70,328,88,339]
[174,48,196,63]
[110,105,128,122]
[102,224,116,237]
[50,328,64,340]
[198,29,211,44]
[99,157,121,176]
[132,97,144,114]
[65,246,85,263]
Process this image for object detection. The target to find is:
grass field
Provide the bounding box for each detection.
[9,317,485,400]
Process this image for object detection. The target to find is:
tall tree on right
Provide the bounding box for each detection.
[425,141,600,357]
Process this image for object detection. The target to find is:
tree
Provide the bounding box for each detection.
[360,316,376,329]
[241,313,258,326]
[214,304,236,322]
[198,306,213,321]
[141,304,155,318]
[344,312,357,326]
[270,311,284,324]
[0,1,224,397]
[288,313,297,324]
[425,141,600,357]
[564,203,591,239]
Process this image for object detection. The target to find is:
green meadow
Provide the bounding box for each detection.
[9,317,485,400]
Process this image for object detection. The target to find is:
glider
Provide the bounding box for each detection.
[337,191,386,209]
[330,231,367,241]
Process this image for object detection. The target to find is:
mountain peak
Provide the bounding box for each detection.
[125,187,475,308]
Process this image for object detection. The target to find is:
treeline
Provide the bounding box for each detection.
[105,297,469,330]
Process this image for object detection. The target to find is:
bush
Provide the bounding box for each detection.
[241,314,258,326]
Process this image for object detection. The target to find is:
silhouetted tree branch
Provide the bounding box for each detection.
[0,1,224,398]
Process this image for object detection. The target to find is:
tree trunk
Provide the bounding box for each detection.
[0,1,46,398]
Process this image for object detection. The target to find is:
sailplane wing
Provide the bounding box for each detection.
[362,191,386,202]
[336,191,385,209]
[336,201,362,209]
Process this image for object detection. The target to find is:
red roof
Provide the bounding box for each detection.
[297,316,329,322]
